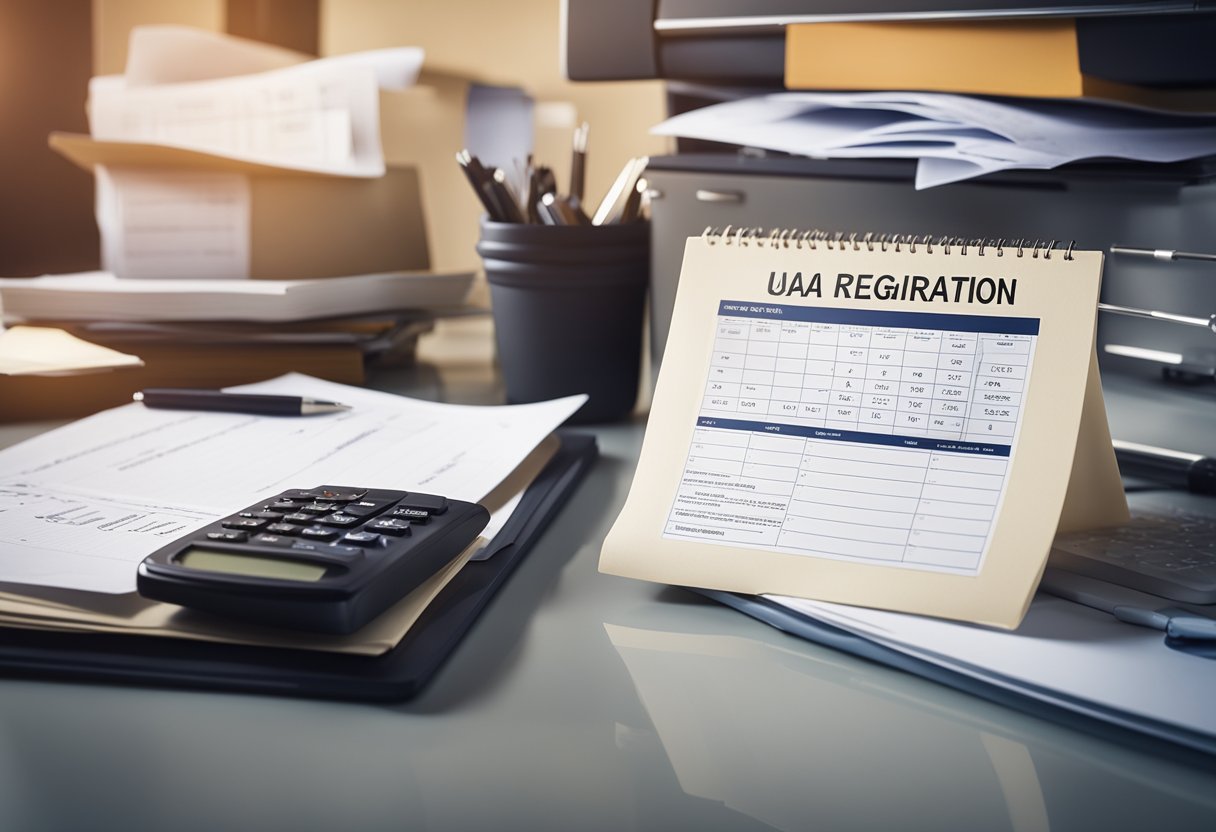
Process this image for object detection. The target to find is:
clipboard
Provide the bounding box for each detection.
[0,432,597,701]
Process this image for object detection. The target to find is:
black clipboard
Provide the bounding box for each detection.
[0,432,597,701]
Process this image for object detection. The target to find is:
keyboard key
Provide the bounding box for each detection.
[222,517,268,531]
[300,527,338,542]
[316,489,366,503]
[290,541,360,558]
[367,518,411,536]
[316,513,360,527]
[281,489,323,501]
[263,500,301,513]
[391,507,430,524]
[398,493,449,515]
[266,523,303,536]
[300,502,337,514]
[283,512,314,524]
[342,500,391,517]
[251,534,292,547]
[342,531,383,547]
[240,511,282,521]
[206,531,248,543]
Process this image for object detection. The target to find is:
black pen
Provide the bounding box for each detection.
[535,165,557,199]
[456,150,503,219]
[1110,246,1216,264]
[491,168,526,223]
[570,122,588,203]
[134,389,351,416]
[538,193,592,226]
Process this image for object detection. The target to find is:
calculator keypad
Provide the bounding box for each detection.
[212,487,463,556]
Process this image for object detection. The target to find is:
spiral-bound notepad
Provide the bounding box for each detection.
[602,229,1128,628]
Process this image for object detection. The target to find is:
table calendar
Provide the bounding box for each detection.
[602,230,1125,628]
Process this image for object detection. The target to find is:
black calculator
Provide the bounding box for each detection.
[137,486,490,634]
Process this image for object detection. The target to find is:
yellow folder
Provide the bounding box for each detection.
[785,20,1216,111]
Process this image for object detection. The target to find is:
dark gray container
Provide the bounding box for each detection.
[477,218,649,423]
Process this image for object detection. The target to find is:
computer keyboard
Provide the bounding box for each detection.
[1051,507,1216,604]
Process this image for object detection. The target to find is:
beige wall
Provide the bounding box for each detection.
[93,0,223,75]
[322,0,666,201]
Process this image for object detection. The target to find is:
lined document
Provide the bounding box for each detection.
[0,375,584,593]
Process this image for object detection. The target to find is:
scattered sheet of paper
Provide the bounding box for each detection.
[770,593,1215,739]
[653,91,1216,188]
[96,166,251,279]
[0,326,142,376]
[123,25,310,87]
[0,374,585,593]
[88,57,388,176]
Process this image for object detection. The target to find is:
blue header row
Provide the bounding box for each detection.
[717,300,1040,336]
[697,417,1012,458]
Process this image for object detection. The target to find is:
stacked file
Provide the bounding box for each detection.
[654,15,1216,190]
[0,271,475,421]
[77,26,428,280]
[0,376,584,658]
[0,27,492,421]
[783,19,1216,108]
[654,91,1216,188]
[715,590,1216,755]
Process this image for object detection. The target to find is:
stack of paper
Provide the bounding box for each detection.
[653,92,1216,188]
[0,271,477,420]
[766,592,1216,751]
[0,375,584,655]
[0,270,474,323]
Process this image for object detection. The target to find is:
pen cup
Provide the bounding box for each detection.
[477,218,650,423]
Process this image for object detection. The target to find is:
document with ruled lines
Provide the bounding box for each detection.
[602,234,1127,628]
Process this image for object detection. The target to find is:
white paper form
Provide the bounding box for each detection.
[770,593,1216,741]
[96,166,251,279]
[0,374,585,593]
[88,59,383,176]
[665,303,1038,575]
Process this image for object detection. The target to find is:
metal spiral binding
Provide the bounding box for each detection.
[700,227,1076,260]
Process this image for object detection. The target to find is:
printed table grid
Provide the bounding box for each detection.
[704,314,1032,444]
[666,303,1039,576]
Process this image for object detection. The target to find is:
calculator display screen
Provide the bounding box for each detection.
[178,548,328,582]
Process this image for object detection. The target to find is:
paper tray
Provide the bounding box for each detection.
[0,432,597,702]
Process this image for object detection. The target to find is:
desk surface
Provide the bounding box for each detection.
[0,322,1214,832]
